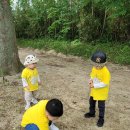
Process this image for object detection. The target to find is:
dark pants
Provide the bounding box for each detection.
[89,96,105,119]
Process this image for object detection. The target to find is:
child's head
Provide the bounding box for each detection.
[24,55,39,69]
[91,51,106,69]
[46,99,63,121]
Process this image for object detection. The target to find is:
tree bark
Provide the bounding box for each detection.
[0,0,23,76]
[101,9,107,37]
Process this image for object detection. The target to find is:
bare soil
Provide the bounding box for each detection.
[0,48,130,130]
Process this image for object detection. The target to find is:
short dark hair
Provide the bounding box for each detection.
[46,99,63,117]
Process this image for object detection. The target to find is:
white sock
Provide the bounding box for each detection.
[31,98,38,104]
[25,102,31,110]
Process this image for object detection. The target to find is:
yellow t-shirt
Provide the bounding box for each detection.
[21,100,49,130]
[90,66,111,100]
[21,68,39,91]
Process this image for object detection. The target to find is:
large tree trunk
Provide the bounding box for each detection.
[0,0,23,76]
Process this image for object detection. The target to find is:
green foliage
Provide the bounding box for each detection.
[12,0,130,42]
[17,38,130,65]
[79,14,101,41]
[113,45,130,64]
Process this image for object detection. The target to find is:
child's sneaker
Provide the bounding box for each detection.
[84,112,95,118]
[97,118,104,127]
[31,98,38,104]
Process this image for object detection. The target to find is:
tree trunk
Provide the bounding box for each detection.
[91,0,94,16]
[101,9,107,37]
[0,0,23,76]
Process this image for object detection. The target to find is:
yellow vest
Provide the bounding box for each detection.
[21,68,39,91]
[21,100,49,130]
[90,66,111,100]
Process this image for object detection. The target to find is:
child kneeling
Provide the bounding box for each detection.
[21,99,63,130]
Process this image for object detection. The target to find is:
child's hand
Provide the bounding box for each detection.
[25,86,30,91]
[89,83,94,88]
[38,81,42,85]
[89,79,93,84]
[89,80,94,88]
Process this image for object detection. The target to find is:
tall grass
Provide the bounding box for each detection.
[17,39,130,65]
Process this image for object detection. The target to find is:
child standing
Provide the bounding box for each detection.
[21,54,41,110]
[84,51,111,127]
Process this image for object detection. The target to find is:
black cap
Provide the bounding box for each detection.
[91,51,106,63]
[46,99,63,117]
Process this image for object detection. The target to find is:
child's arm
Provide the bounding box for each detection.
[22,78,30,90]
[93,81,107,88]
[93,68,111,89]
[92,76,108,88]
[38,75,41,85]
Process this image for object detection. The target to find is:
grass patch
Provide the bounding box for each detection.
[17,38,130,65]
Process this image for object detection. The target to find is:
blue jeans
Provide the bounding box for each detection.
[25,124,39,130]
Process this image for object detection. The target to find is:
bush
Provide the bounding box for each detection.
[17,38,130,65]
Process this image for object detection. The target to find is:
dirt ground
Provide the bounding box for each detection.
[0,48,130,130]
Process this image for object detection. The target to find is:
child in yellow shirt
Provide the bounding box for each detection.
[21,54,41,110]
[21,99,63,130]
[84,51,111,127]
